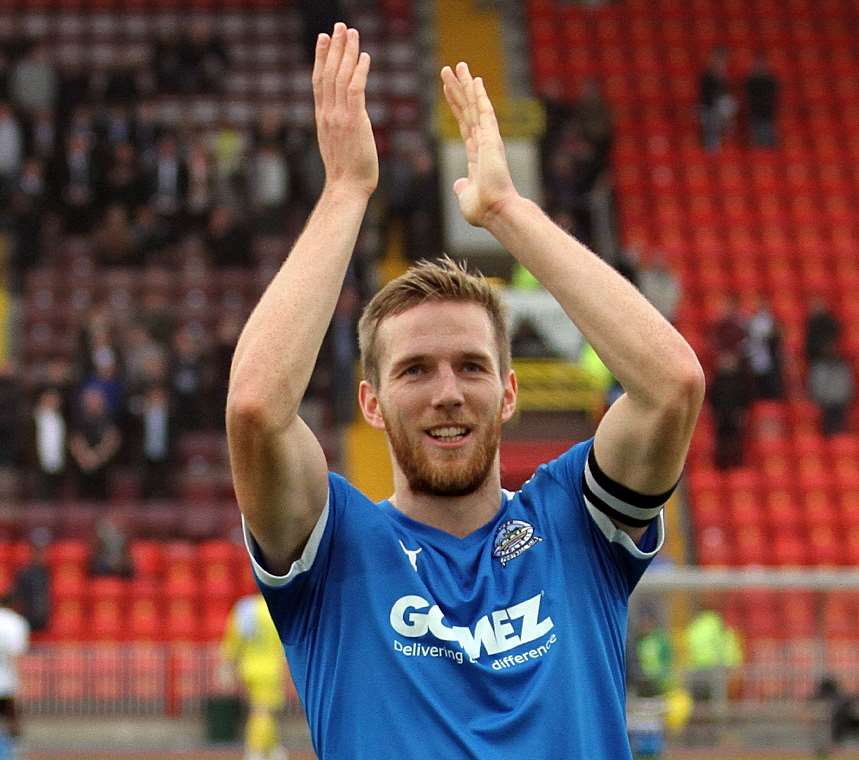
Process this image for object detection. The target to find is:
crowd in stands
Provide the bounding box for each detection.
[708,295,854,470]
[697,47,780,151]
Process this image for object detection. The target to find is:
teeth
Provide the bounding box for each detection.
[429,426,467,439]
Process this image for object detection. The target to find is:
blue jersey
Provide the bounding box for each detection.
[244,438,663,759]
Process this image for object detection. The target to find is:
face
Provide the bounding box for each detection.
[360,301,516,498]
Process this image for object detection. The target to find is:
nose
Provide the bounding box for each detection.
[431,364,464,409]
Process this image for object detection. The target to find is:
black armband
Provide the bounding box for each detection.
[581,446,677,528]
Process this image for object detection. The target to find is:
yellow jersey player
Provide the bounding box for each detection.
[220,594,288,760]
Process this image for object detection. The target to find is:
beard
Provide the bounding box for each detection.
[383,404,503,498]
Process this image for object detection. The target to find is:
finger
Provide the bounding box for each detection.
[444,83,476,164]
[311,33,330,112]
[441,67,468,119]
[322,22,348,111]
[336,27,360,111]
[474,77,501,140]
[455,62,478,128]
[348,51,371,113]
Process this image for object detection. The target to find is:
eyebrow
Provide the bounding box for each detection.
[388,350,495,376]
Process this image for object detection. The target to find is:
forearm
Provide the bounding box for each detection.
[228,187,369,426]
[485,196,701,405]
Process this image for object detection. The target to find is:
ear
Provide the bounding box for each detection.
[358,380,386,430]
[500,369,518,423]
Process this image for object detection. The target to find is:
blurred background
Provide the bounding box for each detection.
[0,0,856,758]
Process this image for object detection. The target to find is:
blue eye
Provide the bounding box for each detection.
[404,365,425,376]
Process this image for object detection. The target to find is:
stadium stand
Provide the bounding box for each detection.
[526,0,859,705]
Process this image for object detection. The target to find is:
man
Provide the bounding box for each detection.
[220,594,288,760]
[227,23,704,759]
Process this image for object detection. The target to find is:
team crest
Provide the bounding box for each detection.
[492,519,542,567]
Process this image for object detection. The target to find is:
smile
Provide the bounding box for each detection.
[425,425,471,445]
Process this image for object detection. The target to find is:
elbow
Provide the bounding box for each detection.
[667,353,706,418]
[226,384,298,434]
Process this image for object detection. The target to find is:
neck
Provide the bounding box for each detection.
[389,462,503,539]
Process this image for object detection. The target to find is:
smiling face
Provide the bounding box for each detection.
[360,300,517,498]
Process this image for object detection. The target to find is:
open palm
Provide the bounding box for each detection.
[441,63,518,228]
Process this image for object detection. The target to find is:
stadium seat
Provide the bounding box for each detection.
[165,597,201,642]
[129,540,163,579]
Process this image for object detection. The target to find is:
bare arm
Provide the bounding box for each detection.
[441,64,704,540]
[227,23,378,574]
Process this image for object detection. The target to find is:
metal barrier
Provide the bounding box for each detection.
[18,643,302,718]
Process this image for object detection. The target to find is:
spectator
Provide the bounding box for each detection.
[574,78,613,166]
[130,203,172,263]
[69,386,122,501]
[633,609,673,698]
[805,296,841,365]
[123,323,168,398]
[206,204,252,268]
[698,47,737,151]
[537,77,575,174]
[55,59,91,136]
[98,142,146,216]
[185,137,217,230]
[137,287,176,346]
[711,295,747,365]
[146,134,188,218]
[813,676,859,758]
[153,29,184,94]
[684,607,743,703]
[211,118,245,193]
[0,361,22,471]
[170,325,212,432]
[25,108,56,161]
[638,250,681,324]
[745,296,785,400]
[809,341,855,437]
[29,388,68,501]
[89,514,134,578]
[709,351,753,469]
[9,158,47,284]
[745,53,779,148]
[10,40,58,115]
[131,100,163,168]
[0,591,29,756]
[248,143,289,232]
[0,102,23,192]
[80,352,125,422]
[380,141,439,262]
[133,384,175,500]
[93,204,134,267]
[51,131,98,234]
[11,529,51,632]
[182,19,229,94]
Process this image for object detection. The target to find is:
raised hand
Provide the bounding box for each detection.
[313,23,378,198]
[441,62,519,228]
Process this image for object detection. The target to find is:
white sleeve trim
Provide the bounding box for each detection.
[584,498,665,559]
[242,491,330,588]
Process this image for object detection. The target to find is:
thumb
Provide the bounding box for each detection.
[453,177,468,196]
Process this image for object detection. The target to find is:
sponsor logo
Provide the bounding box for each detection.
[492,519,543,567]
[398,540,422,572]
[389,591,554,663]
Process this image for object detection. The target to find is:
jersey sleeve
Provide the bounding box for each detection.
[241,472,344,645]
[538,438,665,597]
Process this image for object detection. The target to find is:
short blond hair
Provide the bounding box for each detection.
[358,256,510,388]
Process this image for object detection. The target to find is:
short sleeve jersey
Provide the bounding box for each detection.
[244,438,664,759]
